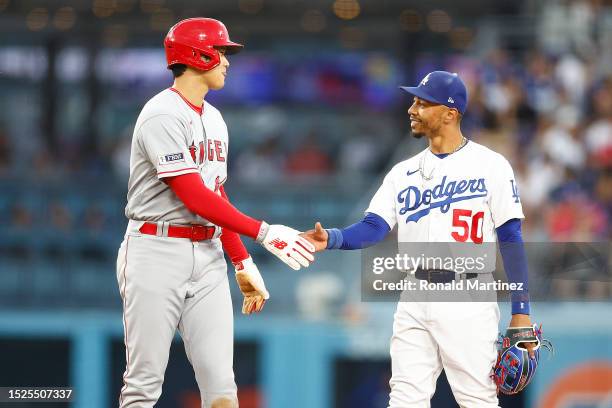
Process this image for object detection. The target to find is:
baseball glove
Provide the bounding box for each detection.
[492,324,553,395]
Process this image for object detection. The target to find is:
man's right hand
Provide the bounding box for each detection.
[301,222,328,252]
[257,222,315,270]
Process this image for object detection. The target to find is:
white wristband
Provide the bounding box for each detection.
[234,256,254,271]
[256,221,269,243]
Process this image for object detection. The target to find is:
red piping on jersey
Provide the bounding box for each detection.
[158,167,198,176]
[169,87,203,115]
[119,236,130,405]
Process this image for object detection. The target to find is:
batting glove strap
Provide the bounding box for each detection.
[255,221,269,243]
[234,256,254,271]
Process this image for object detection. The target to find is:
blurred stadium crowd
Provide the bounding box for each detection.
[0,0,610,309]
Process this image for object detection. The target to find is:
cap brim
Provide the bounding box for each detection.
[216,42,243,55]
[399,86,441,105]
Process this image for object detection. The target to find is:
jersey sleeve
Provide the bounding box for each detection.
[219,186,250,264]
[365,170,397,230]
[138,114,199,179]
[489,156,525,228]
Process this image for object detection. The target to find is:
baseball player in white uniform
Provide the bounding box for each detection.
[303,71,536,407]
[116,18,314,408]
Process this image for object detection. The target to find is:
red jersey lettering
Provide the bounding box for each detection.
[215,140,225,162]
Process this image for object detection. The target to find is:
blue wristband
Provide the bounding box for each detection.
[326,228,343,249]
[511,292,530,315]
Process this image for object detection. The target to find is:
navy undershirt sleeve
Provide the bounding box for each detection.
[326,212,391,250]
[497,218,530,315]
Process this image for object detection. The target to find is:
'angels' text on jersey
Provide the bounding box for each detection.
[125,88,230,225]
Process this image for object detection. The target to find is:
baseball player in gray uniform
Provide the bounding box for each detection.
[116,18,315,408]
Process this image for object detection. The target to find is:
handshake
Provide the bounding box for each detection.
[235,222,329,314]
[256,221,329,270]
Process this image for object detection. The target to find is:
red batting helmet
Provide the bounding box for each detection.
[164,18,243,72]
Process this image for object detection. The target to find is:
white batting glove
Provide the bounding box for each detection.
[256,222,315,270]
[234,257,269,314]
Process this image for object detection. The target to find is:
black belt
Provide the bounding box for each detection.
[414,269,478,284]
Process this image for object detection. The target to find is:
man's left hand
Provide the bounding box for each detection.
[234,257,270,314]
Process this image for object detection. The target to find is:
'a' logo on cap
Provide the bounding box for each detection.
[420,73,432,86]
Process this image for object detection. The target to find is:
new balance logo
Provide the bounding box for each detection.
[270,238,288,250]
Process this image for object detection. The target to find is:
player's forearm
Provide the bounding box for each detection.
[220,228,250,264]
[326,212,391,250]
[166,173,262,240]
[218,186,250,264]
[496,218,530,315]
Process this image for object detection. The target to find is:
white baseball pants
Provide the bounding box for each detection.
[388,300,500,408]
[116,224,237,408]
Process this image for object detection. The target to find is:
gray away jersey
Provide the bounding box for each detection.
[125,88,229,225]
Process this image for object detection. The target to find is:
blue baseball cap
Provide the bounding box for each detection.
[400,71,468,114]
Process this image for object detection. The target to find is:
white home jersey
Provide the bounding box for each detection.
[125,88,229,224]
[367,141,524,245]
